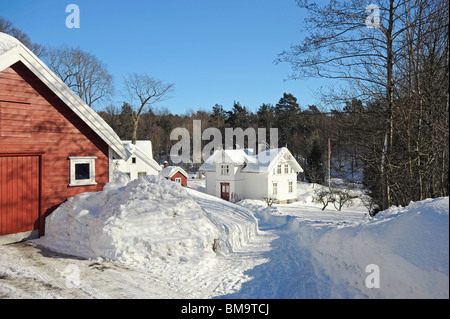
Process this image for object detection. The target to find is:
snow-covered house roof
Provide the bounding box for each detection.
[0,32,129,160]
[160,166,188,179]
[199,147,303,174]
[199,149,254,171]
[121,140,161,172]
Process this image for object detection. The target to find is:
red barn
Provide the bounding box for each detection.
[0,33,129,244]
[160,162,188,186]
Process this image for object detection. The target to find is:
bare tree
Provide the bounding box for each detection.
[44,45,114,108]
[123,73,174,144]
[278,0,449,209]
[0,17,45,57]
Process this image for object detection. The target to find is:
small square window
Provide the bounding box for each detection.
[69,156,97,186]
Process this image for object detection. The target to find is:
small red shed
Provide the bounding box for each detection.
[160,162,188,186]
[0,33,129,244]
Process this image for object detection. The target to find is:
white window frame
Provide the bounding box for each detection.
[273,182,278,196]
[69,156,97,186]
[138,171,147,178]
[284,164,289,174]
[221,164,229,175]
[174,177,182,184]
[288,181,293,193]
[277,164,282,175]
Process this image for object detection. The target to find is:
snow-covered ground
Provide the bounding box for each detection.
[0,175,448,299]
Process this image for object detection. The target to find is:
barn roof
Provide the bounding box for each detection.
[0,32,130,160]
[160,166,188,179]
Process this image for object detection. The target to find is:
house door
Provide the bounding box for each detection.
[0,155,40,236]
[220,182,230,201]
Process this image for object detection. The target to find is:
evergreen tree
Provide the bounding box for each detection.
[275,93,302,150]
[117,103,134,140]
[306,139,325,184]
[226,101,250,128]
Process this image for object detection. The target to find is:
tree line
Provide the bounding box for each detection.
[96,93,334,184]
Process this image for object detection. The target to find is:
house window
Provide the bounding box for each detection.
[138,172,147,178]
[221,164,229,175]
[273,182,278,195]
[277,164,282,175]
[289,181,293,193]
[174,177,182,184]
[132,157,137,164]
[69,156,97,186]
[284,164,289,174]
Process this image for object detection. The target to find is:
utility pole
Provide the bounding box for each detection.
[328,138,331,188]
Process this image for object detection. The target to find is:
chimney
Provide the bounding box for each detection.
[163,160,169,168]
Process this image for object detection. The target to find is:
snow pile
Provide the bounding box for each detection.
[290,197,449,298]
[36,174,224,269]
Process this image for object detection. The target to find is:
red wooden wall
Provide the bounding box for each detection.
[170,171,188,187]
[0,61,110,236]
[0,154,40,236]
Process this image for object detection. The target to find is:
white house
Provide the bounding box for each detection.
[113,140,161,180]
[199,147,303,203]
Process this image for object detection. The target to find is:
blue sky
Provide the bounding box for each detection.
[0,0,328,114]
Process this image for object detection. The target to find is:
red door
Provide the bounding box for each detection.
[220,182,230,201]
[0,155,40,236]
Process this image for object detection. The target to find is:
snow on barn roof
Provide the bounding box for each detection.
[160,166,188,179]
[199,147,303,174]
[0,32,21,55]
[0,32,130,160]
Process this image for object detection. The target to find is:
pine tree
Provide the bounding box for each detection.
[275,93,302,149]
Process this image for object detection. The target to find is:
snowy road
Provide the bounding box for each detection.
[0,179,448,299]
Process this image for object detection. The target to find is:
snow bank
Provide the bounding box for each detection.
[291,197,449,298]
[35,174,228,269]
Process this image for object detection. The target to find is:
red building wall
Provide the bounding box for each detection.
[170,171,188,187]
[0,62,110,236]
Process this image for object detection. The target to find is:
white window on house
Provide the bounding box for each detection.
[273,182,278,195]
[277,164,282,175]
[174,177,182,184]
[221,164,229,175]
[288,181,293,193]
[69,156,97,186]
[138,172,147,178]
[284,164,289,174]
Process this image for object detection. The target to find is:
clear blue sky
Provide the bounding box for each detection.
[1,0,328,114]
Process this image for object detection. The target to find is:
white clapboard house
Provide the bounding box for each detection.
[199,147,303,203]
[113,140,161,180]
